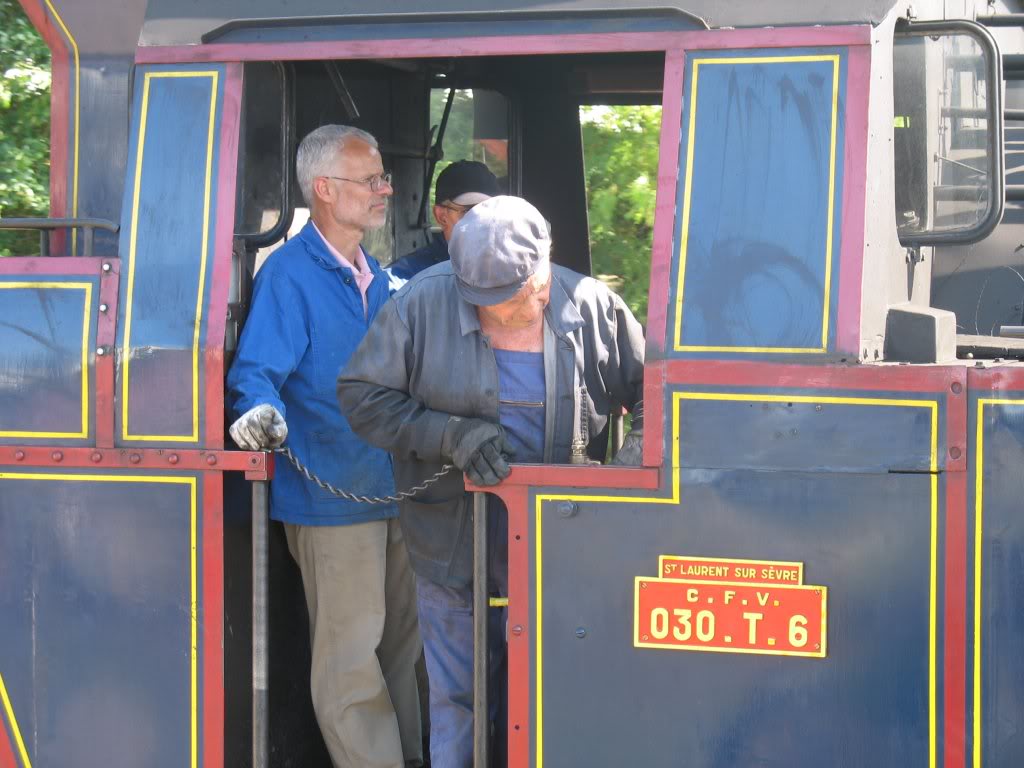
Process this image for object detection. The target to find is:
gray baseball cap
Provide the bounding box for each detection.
[449,195,551,306]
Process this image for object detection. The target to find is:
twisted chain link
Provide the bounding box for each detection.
[273,446,455,504]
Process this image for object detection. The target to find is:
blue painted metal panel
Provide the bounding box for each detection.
[0,471,201,767]
[533,471,937,768]
[530,387,943,766]
[0,278,97,444]
[671,49,846,358]
[971,398,1024,768]
[117,64,225,445]
[677,389,940,473]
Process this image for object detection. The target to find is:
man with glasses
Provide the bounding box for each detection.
[386,160,500,290]
[227,124,422,768]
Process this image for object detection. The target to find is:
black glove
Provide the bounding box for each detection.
[441,417,516,486]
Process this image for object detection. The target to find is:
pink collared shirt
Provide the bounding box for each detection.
[311,221,374,316]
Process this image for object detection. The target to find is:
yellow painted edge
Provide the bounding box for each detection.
[0,670,32,767]
[190,479,198,768]
[673,55,841,353]
[121,72,152,440]
[43,0,79,255]
[122,71,219,443]
[0,471,198,768]
[658,554,804,583]
[535,391,938,766]
[974,399,986,768]
[672,62,701,351]
[929,401,938,768]
[697,55,842,65]
[0,282,91,439]
[680,345,828,354]
[820,56,840,349]
[489,597,509,608]
[819,585,829,657]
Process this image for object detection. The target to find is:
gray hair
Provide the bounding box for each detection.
[296,124,379,206]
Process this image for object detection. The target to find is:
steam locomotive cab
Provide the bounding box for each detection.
[3,2,1024,767]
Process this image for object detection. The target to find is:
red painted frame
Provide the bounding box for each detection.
[0,445,271,480]
[0,724,15,768]
[136,26,872,66]
[204,63,243,450]
[18,1,71,254]
[201,471,225,768]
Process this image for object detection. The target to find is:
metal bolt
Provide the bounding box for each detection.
[558,501,577,518]
[249,456,259,466]
[511,625,523,637]
[168,454,179,465]
[96,346,106,356]
[815,405,823,412]
[90,451,102,463]
[14,450,25,461]
[951,381,963,395]
[101,262,112,272]
[99,303,108,313]
[129,453,141,464]
[575,627,587,639]
[51,451,63,462]
[950,446,962,460]
[206,454,217,466]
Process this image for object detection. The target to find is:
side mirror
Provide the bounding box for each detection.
[893,20,1004,246]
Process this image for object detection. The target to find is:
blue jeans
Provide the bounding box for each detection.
[416,501,508,768]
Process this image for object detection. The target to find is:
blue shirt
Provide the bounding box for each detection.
[226,221,397,525]
[385,233,449,292]
[494,349,545,464]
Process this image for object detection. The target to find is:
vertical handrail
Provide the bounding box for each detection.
[473,491,489,768]
[252,480,270,768]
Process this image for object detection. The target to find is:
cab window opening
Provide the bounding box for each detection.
[229,50,665,441]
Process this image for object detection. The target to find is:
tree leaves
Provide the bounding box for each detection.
[581,105,662,323]
[0,0,51,256]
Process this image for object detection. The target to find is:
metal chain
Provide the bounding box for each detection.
[273,446,455,504]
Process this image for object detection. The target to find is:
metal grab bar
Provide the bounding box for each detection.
[0,217,118,257]
[252,481,270,768]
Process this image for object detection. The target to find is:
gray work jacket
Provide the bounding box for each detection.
[337,261,645,587]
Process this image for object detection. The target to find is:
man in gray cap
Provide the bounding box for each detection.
[337,195,645,768]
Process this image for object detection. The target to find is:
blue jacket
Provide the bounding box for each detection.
[226,221,397,525]
[385,233,449,292]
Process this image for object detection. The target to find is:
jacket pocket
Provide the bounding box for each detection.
[399,493,469,570]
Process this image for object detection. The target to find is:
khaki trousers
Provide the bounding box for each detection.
[285,518,422,768]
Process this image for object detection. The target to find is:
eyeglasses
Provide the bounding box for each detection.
[322,172,393,192]
[438,202,477,214]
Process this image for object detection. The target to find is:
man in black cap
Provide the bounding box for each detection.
[338,195,645,768]
[386,160,500,290]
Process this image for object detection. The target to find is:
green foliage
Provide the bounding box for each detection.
[0,0,50,256]
[581,105,662,323]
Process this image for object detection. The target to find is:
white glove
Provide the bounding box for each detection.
[229,404,288,450]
